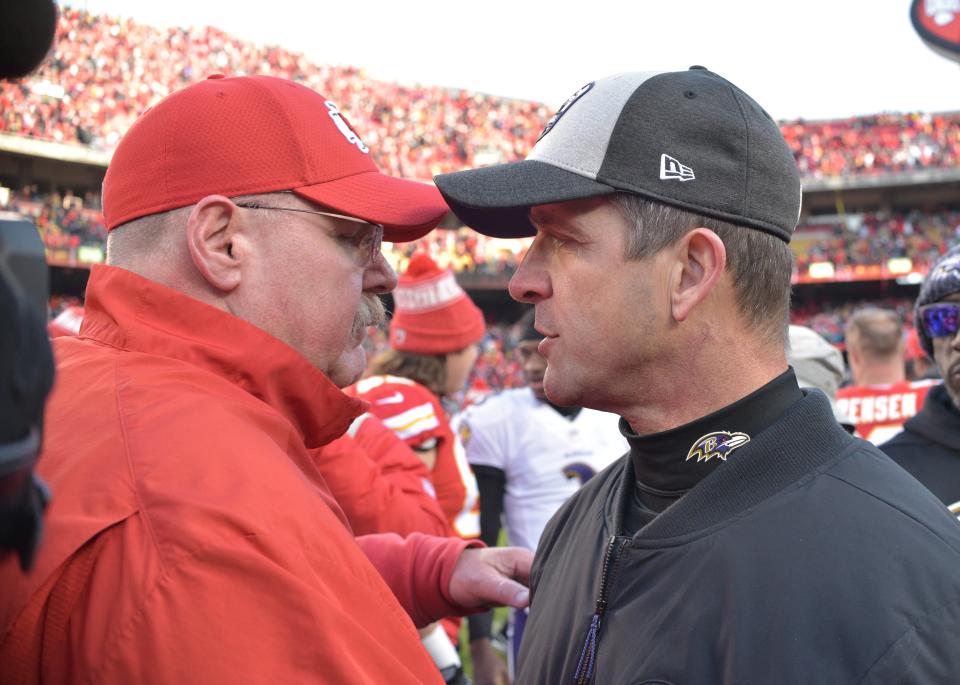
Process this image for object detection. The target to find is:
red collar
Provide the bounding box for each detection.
[80,265,366,448]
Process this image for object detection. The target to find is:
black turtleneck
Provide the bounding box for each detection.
[621,368,803,535]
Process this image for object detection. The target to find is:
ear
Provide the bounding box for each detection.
[670,228,727,323]
[186,195,244,293]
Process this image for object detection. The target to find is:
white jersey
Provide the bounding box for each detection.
[454,388,628,552]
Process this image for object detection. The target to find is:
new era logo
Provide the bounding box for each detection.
[659,154,695,182]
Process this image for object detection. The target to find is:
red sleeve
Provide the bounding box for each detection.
[429,422,469,527]
[310,415,450,537]
[356,533,484,628]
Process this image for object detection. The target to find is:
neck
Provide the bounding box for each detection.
[854,361,905,386]
[620,339,788,436]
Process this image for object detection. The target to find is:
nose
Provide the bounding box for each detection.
[364,251,398,294]
[508,236,551,304]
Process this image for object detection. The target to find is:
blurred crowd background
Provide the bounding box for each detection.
[7,7,960,396]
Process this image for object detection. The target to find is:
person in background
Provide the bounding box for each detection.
[836,308,937,444]
[454,310,627,684]
[349,251,486,683]
[787,324,854,431]
[351,252,484,540]
[882,245,960,517]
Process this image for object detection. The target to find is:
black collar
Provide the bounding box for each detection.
[623,369,803,501]
[606,387,856,540]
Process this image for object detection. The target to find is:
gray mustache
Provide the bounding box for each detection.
[351,294,386,338]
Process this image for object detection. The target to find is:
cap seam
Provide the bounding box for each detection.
[249,77,310,185]
[727,85,752,222]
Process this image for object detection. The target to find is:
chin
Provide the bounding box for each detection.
[328,346,367,388]
[543,380,580,408]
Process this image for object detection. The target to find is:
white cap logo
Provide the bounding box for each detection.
[325,100,369,153]
[659,154,695,182]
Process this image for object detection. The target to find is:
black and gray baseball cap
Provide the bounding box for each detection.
[434,67,802,242]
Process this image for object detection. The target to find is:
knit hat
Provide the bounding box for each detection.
[389,253,485,354]
[916,245,960,356]
[102,74,448,242]
[434,67,801,243]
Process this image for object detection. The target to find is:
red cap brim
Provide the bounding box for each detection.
[294,172,449,242]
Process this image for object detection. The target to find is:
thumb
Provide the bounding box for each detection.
[479,574,529,609]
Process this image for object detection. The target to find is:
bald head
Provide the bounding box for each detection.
[845,308,906,385]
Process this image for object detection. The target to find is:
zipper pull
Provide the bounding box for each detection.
[572,611,601,684]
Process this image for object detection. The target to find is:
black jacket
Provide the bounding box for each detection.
[881,383,960,513]
[517,391,960,684]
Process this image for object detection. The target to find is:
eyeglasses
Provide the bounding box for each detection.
[233,198,383,265]
[919,302,960,340]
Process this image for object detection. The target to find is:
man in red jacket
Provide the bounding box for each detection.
[0,75,530,684]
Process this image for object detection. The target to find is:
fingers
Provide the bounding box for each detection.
[449,547,534,609]
[488,575,529,609]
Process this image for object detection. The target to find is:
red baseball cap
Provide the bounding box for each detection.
[102,74,448,241]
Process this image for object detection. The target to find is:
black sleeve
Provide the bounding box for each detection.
[468,464,506,642]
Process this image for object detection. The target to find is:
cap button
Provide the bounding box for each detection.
[689,65,708,70]
[207,73,227,80]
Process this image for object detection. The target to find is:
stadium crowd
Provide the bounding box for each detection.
[790,297,916,347]
[793,209,960,275]
[0,7,548,178]
[782,113,960,178]
[8,185,958,281]
[2,8,959,184]
[4,9,959,279]
[2,185,106,263]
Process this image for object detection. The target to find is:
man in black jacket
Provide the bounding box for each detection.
[434,68,960,683]
[882,245,960,516]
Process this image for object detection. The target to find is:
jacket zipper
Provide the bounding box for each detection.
[572,534,631,684]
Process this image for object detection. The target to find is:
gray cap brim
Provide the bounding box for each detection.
[435,159,614,238]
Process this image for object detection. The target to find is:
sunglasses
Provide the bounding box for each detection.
[919,303,960,340]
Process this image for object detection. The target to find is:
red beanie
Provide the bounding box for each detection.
[389,253,485,354]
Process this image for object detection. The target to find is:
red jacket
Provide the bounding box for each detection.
[311,413,451,537]
[0,265,475,684]
[347,376,480,538]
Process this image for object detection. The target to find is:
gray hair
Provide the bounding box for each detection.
[610,193,793,346]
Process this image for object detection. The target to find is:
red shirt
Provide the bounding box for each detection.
[348,376,481,539]
[836,380,939,444]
